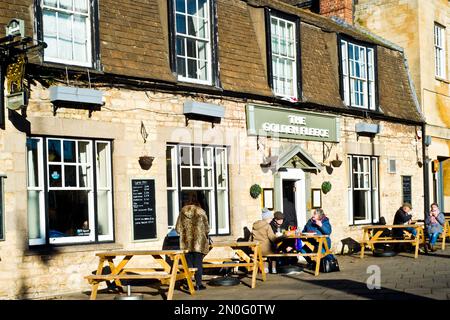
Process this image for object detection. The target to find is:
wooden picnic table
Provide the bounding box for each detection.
[265,233,332,276]
[440,218,450,250]
[203,241,266,288]
[85,250,195,300]
[360,224,426,259]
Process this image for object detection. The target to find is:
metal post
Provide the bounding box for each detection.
[422,123,430,220]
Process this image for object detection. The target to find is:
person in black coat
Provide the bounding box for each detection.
[393,202,416,238]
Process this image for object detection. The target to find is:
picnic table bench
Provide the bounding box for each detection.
[202,241,266,288]
[265,233,332,276]
[85,250,196,300]
[440,218,450,250]
[360,224,426,259]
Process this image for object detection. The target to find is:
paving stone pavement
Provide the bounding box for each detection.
[51,248,450,300]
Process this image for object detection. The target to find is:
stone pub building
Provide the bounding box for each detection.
[0,0,425,298]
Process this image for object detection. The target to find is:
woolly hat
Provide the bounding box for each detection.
[261,207,273,220]
[274,211,284,220]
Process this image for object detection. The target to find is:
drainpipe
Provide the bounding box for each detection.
[422,123,430,220]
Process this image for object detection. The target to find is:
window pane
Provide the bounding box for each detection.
[198,0,207,18]
[63,140,76,163]
[192,168,202,187]
[49,165,62,187]
[97,190,110,236]
[217,190,228,231]
[353,190,368,221]
[177,57,186,77]
[186,38,196,58]
[180,146,191,165]
[187,16,196,36]
[48,139,61,162]
[187,58,197,79]
[27,190,42,239]
[44,0,57,7]
[166,146,174,188]
[96,143,109,188]
[48,190,89,237]
[204,168,212,188]
[64,165,77,187]
[58,13,73,61]
[176,14,186,34]
[74,0,88,13]
[59,0,73,11]
[27,139,40,188]
[176,0,186,13]
[79,165,90,188]
[187,0,196,15]
[176,38,185,56]
[73,16,88,63]
[167,190,176,227]
[181,168,191,187]
[78,141,89,163]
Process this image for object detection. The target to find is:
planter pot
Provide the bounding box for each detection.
[331,159,342,167]
[139,156,154,170]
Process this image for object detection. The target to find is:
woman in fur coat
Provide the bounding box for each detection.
[175,198,210,290]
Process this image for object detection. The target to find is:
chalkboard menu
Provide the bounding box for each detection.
[131,179,156,240]
[402,176,412,206]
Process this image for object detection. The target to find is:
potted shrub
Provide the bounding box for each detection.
[321,181,332,194]
[250,184,262,199]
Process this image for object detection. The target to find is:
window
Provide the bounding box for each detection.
[268,12,299,99]
[172,0,214,85]
[340,39,376,110]
[347,155,379,225]
[434,23,446,79]
[0,175,5,241]
[38,0,97,67]
[166,144,230,235]
[26,137,113,245]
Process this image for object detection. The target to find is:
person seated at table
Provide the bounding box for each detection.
[300,208,332,268]
[425,203,445,252]
[175,196,210,291]
[393,202,417,239]
[270,211,287,236]
[251,208,279,273]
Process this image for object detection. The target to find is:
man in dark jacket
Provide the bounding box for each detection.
[393,202,416,238]
[270,211,287,235]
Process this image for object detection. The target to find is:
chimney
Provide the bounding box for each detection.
[319,0,354,24]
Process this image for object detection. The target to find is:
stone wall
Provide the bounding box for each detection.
[0,83,424,298]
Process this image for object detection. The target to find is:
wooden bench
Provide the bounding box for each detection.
[265,234,332,276]
[360,225,426,259]
[85,250,196,300]
[203,241,266,288]
[439,218,450,250]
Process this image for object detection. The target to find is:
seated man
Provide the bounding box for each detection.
[300,208,332,268]
[393,202,416,239]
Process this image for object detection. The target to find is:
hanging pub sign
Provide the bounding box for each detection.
[131,179,157,240]
[246,104,340,143]
[5,53,27,110]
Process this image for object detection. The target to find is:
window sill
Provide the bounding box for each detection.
[24,242,122,256]
[31,61,104,75]
[435,76,450,84]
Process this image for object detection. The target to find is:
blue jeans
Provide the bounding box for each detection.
[429,232,440,246]
[406,227,417,237]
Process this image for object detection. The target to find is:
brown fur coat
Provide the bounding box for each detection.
[175,205,210,255]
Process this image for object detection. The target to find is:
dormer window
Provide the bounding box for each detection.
[340,38,377,110]
[268,11,300,100]
[38,0,98,68]
[171,0,215,85]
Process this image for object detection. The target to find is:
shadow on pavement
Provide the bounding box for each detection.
[283,277,435,300]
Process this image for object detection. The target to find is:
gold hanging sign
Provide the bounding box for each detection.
[5,53,26,110]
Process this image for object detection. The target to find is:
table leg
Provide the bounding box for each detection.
[414,228,420,259]
[251,246,259,289]
[314,239,324,276]
[257,244,266,282]
[360,230,368,259]
[179,254,195,295]
[90,257,105,300]
[167,255,180,300]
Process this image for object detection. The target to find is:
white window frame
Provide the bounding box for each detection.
[95,141,114,242]
[270,15,297,99]
[46,138,95,244]
[166,145,180,228]
[174,0,213,85]
[341,39,376,110]
[26,137,114,246]
[27,137,46,246]
[434,23,446,79]
[41,0,93,67]
[347,155,379,225]
[166,144,230,235]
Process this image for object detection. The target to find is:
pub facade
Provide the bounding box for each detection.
[0,0,424,298]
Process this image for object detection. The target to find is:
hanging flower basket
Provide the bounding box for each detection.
[250,184,262,199]
[139,156,154,170]
[321,181,332,194]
